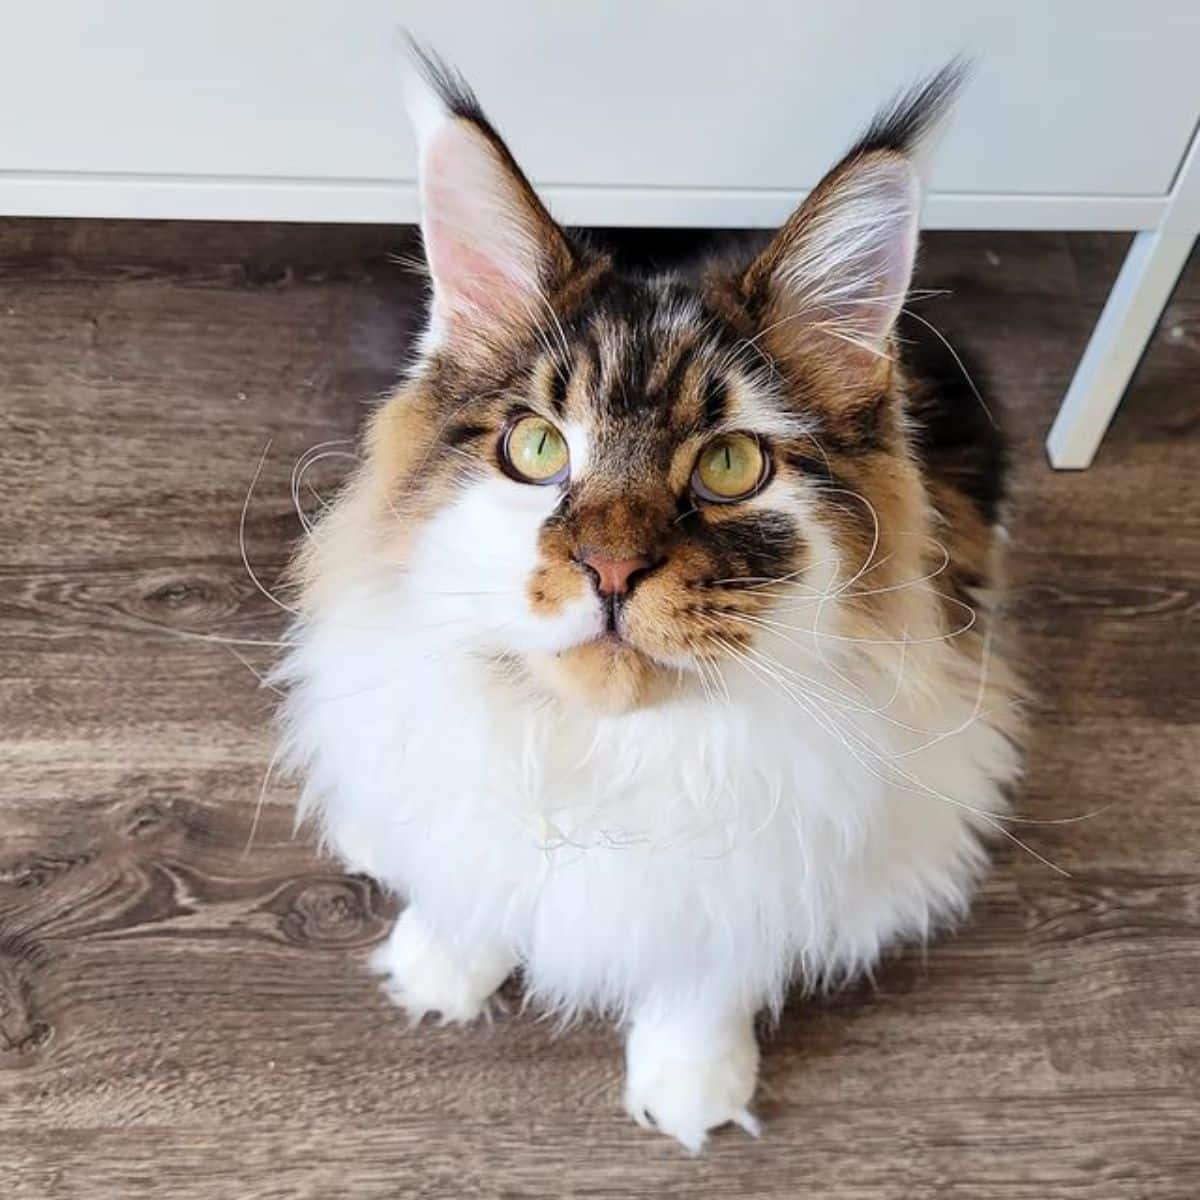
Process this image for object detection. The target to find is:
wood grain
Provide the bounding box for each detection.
[1,219,1197,1199]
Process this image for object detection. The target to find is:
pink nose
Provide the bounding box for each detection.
[581,553,652,597]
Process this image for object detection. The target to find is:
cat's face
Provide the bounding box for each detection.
[399,275,848,708]
[346,55,957,711]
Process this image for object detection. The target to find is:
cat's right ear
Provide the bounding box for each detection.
[405,45,574,350]
[736,61,967,376]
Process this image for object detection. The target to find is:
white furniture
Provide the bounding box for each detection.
[3,1,1197,467]
[1044,134,1199,468]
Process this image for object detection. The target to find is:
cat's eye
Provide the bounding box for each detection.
[691,433,768,503]
[501,414,570,485]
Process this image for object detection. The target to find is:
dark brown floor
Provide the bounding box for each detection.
[1,219,1197,1199]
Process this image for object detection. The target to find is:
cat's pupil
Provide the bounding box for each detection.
[723,445,732,471]
[537,430,548,457]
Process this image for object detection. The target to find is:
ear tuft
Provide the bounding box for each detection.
[847,57,972,166]
[403,37,488,139]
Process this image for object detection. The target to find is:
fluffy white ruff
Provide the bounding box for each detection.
[276,485,1020,1149]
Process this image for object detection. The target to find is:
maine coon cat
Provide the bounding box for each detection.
[277,50,1021,1151]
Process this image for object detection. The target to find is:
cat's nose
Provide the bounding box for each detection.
[579,552,658,597]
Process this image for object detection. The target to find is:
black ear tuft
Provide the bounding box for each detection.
[403,35,487,126]
[849,57,973,159]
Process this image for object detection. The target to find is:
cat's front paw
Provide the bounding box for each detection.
[369,907,514,1025]
[624,1012,762,1153]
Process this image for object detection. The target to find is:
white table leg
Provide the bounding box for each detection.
[1046,229,1195,469]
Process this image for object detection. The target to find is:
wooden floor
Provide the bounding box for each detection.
[1,219,1197,1199]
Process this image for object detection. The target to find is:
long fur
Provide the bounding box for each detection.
[274,51,1023,1151]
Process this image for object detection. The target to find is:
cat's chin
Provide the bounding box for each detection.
[525,639,675,714]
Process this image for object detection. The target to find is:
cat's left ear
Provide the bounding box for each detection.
[405,46,574,350]
[739,63,965,370]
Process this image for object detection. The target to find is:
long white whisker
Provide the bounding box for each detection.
[712,633,1068,872]
[222,643,286,696]
[900,305,997,427]
[241,440,301,616]
[243,743,283,857]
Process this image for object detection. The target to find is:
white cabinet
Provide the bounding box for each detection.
[3,1,1198,465]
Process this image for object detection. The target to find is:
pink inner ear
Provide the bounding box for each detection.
[424,215,525,321]
[419,121,541,332]
[851,200,918,344]
[870,172,919,336]
[781,155,921,349]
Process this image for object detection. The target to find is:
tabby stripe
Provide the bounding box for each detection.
[547,363,570,416]
[444,422,490,448]
[702,374,728,428]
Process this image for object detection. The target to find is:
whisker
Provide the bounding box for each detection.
[138,621,296,650]
[710,631,1069,874]
[241,440,302,616]
[243,742,283,857]
[727,630,1083,833]
[222,643,286,696]
[899,305,997,428]
[732,600,978,648]
[291,442,359,535]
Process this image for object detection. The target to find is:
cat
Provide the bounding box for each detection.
[276,48,1021,1152]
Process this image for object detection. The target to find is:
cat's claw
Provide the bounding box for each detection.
[369,908,513,1025]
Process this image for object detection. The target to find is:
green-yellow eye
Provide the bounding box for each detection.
[502,414,570,485]
[692,433,767,502]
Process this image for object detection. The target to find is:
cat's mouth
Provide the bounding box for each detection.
[593,628,631,650]
[528,636,668,713]
[573,619,633,654]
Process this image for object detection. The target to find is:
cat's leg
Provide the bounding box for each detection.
[623,993,762,1153]
[369,906,517,1024]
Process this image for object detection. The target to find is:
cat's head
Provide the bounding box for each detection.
[316,53,970,712]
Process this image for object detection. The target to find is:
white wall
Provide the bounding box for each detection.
[1,1,1197,227]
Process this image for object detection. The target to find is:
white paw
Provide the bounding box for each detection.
[369,908,513,1025]
[624,1015,762,1153]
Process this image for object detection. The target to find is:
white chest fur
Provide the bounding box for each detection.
[278,575,1018,1020]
